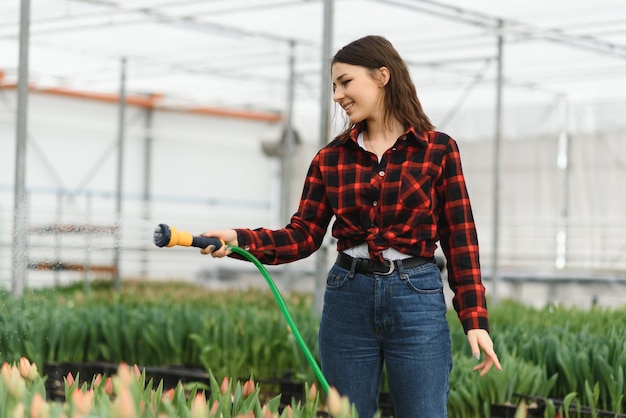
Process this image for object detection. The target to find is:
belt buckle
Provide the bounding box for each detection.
[379,259,395,275]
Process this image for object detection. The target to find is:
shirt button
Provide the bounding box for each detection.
[372,201,378,207]
[378,170,385,177]
[244,245,250,250]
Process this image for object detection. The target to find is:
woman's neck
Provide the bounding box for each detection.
[363,119,404,157]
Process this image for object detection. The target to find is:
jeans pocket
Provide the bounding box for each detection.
[403,263,443,294]
[326,264,351,290]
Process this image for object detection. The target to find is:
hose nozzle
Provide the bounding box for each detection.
[154,224,224,250]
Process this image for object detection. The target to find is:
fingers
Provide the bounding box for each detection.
[472,359,494,376]
[199,230,237,257]
[472,350,502,376]
[200,241,230,257]
[201,243,230,257]
[467,329,502,376]
[482,345,502,372]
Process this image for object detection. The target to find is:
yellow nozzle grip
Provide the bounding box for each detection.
[166,226,194,247]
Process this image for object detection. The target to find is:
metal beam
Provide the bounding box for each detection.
[11,0,31,298]
[314,0,334,315]
[112,57,127,292]
[379,0,626,59]
[490,20,504,303]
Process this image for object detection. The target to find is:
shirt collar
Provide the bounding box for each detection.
[338,123,430,148]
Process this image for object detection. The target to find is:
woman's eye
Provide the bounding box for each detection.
[342,80,351,87]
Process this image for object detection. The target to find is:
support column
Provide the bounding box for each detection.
[490,20,504,303]
[113,57,127,292]
[314,0,334,314]
[11,0,31,298]
[140,101,154,278]
[555,96,570,269]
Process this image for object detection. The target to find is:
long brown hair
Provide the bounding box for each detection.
[332,35,434,138]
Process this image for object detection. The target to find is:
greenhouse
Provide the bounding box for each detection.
[1,0,625,417]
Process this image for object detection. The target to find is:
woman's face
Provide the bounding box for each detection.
[332,62,385,124]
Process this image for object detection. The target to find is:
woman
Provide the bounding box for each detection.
[202,35,501,417]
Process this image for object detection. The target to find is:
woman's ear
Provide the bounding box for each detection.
[377,66,390,87]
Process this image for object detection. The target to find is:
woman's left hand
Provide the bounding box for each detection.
[467,329,502,376]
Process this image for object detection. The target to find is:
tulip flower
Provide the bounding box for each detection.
[1,362,11,386]
[209,400,219,417]
[71,389,94,416]
[326,387,352,417]
[242,379,255,398]
[282,405,293,418]
[112,387,136,418]
[103,377,113,396]
[30,392,50,418]
[220,376,229,395]
[191,392,207,418]
[12,402,25,418]
[19,357,38,381]
[260,405,279,418]
[308,383,317,402]
[117,363,133,387]
[19,357,32,376]
[92,373,102,389]
[65,372,75,388]
[132,364,142,379]
[6,365,26,400]
[162,388,175,402]
[327,388,342,416]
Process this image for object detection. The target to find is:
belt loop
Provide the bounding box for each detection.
[396,259,409,280]
[349,256,358,278]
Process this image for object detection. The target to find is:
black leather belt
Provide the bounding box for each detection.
[336,252,435,275]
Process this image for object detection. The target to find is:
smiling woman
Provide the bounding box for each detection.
[199,34,501,418]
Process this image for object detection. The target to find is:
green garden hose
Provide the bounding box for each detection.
[153,223,330,393]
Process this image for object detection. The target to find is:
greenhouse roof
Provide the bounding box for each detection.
[1,0,626,128]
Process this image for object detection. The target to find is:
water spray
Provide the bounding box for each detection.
[153,223,330,393]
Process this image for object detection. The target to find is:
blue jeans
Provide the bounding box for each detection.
[319,259,452,418]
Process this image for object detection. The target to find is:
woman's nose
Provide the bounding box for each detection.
[333,87,343,102]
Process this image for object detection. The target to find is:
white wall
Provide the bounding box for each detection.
[0,90,320,288]
[1,89,626,307]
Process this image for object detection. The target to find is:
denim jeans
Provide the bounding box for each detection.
[319,259,452,418]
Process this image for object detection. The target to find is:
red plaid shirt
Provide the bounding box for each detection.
[234,124,489,332]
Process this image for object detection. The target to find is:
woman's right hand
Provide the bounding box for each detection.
[200,229,238,257]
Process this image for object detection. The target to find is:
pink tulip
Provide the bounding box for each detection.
[242,379,255,398]
[327,388,342,416]
[191,392,208,418]
[1,362,11,386]
[18,357,31,379]
[7,366,25,399]
[66,372,75,387]
[30,392,49,418]
[92,373,102,388]
[209,400,219,417]
[220,377,229,395]
[103,377,113,395]
[12,403,25,418]
[132,364,142,379]
[117,363,133,386]
[282,405,293,418]
[112,387,136,418]
[162,388,175,402]
[71,389,94,415]
[308,383,317,402]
